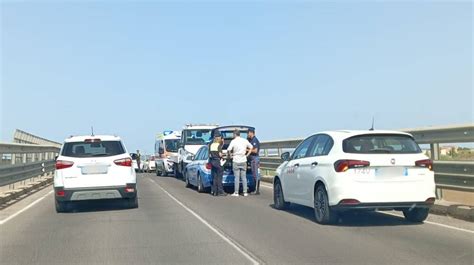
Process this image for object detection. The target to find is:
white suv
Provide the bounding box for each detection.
[274,130,435,224]
[54,135,138,212]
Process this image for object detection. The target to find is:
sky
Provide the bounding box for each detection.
[1,1,472,154]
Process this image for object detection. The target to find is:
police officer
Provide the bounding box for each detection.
[247,128,261,195]
[209,131,226,196]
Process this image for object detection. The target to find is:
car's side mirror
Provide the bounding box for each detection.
[130,153,138,160]
[281,152,290,161]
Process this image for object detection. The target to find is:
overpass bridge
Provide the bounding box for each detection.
[0,124,472,265]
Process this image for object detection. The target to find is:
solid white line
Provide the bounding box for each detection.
[0,190,53,225]
[148,178,260,265]
[381,211,474,234]
[259,182,474,234]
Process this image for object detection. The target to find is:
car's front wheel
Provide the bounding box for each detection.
[403,208,429,222]
[314,185,338,224]
[197,174,204,193]
[274,179,290,210]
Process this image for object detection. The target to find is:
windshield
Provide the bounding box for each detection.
[165,139,180,152]
[343,134,422,154]
[183,129,212,145]
[61,141,126,157]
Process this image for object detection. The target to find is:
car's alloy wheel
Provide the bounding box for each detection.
[314,185,337,224]
[273,179,289,210]
[403,208,429,222]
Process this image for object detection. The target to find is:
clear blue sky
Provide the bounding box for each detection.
[1,1,472,154]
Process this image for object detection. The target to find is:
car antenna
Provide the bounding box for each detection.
[91,126,95,136]
[369,117,375,131]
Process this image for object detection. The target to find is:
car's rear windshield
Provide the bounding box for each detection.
[219,130,250,149]
[343,134,421,154]
[61,141,126,157]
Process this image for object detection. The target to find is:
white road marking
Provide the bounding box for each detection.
[0,190,53,225]
[149,178,260,265]
[381,211,474,234]
[259,181,474,234]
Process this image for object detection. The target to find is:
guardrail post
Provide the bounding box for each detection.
[430,143,440,160]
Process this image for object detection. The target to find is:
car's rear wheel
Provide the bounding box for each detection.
[314,185,338,224]
[55,200,68,213]
[403,208,429,222]
[126,195,138,209]
[274,179,290,210]
[197,174,204,193]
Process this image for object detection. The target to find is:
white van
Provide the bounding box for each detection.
[176,124,218,178]
[155,130,181,176]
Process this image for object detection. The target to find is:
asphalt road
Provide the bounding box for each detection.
[1,173,473,265]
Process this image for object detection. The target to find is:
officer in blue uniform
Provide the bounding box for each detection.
[247,128,261,195]
[209,131,226,196]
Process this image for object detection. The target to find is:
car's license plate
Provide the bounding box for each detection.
[81,165,108,175]
[374,167,408,177]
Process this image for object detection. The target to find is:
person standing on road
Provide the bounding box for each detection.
[227,129,253,197]
[247,128,261,195]
[209,132,226,196]
[136,150,141,173]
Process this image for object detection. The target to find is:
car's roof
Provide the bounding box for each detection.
[63,135,122,143]
[214,125,255,131]
[317,130,413,139]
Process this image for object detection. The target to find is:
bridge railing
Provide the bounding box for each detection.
[259,124,473,204]
[0,143,60,187]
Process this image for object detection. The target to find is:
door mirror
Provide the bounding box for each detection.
[130,153,138,160]
[186,154,195,161]
[281,152,290,161]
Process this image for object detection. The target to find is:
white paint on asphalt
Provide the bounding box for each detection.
[382,211,474,234]
[149,178,261,265]
[259,181,474,234]
[0,190,53,225]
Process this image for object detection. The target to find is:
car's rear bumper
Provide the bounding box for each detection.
[55,184,137,202]
[331,201,434,211]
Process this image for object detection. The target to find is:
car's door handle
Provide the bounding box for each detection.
[311,162,318,167]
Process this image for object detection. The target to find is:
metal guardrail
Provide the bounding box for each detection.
[0,143,60,187]
[259,124,474,192]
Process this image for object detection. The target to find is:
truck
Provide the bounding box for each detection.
[176,124,218,178]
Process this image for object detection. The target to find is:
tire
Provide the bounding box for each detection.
[273,179,290,210]
[55,200,68,213]
[156,168,161,176]
[197,174,204,193]
[314,185,338,224]
[126,195,139,209]
[185,170,191,188]
[403,208,429,222]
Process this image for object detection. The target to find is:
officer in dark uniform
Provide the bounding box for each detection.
[209,131,226,196]
[248,128,261,195]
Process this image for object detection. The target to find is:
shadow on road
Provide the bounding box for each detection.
[61,199,134,213]
[270,204,422,227]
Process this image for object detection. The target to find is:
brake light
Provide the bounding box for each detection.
[205,163,212,170]
[338,199,360,205]
[114,158,132,167]
[415,159,433,171]
[124,185,135,193]
[55,160,74,170]
[56,189,65,197]
[334,160,370,172]
[84,138,101,143]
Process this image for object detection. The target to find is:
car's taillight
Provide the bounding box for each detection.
[124,185,135,193]
[56,189,65,197]
[55,160,74,170]
[334,160,370,172]
[415,159,433,171]
[114,158,132,167]
[205,163,212,170]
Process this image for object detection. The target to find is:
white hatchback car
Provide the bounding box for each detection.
[273,130,435,224]
[54,135,138,212]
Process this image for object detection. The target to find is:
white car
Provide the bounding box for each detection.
[273,130,435,224]
[143,156,157,173]
[54,135,138,212]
